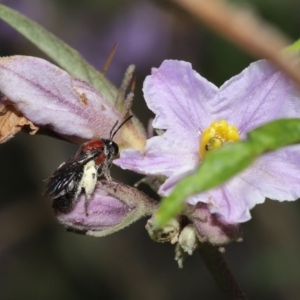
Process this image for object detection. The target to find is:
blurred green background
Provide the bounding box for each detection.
[0,0,300,299]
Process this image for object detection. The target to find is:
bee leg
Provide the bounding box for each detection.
[104,173,112,183]
[84,195,90,217]
[98,164,112,184]
[82,188,91,216]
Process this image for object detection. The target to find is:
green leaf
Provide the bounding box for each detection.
[155,118,300,227]
[285,39,300,54]
[0,4,118,104]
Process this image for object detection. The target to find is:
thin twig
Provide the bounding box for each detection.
[198,244,247,300]
[171,0,300,87]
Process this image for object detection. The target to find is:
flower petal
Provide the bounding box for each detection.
[187,144,300,224]
[0,56,121,143]
[240,146,300,201]
[158,166,195,195]
[144,60,218,141]
[117,60,216,175]
[187,176,263,223]
[115,132,199,177]
[215,60,300,135]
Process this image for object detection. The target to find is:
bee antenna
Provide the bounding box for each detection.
[110,115,133,140]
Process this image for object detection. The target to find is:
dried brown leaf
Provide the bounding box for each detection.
[0,101,39,143]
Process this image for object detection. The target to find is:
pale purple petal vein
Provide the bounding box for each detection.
[0,56,121,142]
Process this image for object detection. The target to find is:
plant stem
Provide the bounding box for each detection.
[198,244,247,300]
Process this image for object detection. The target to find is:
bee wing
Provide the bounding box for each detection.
[45,152,93,198]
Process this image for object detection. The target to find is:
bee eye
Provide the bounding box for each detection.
[113,142,119,155]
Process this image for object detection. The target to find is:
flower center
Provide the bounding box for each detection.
[199,120,240,159]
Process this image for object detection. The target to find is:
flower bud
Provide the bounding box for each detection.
[175,224,198,268]
[187,203,242,246]
[146,216,180,244]
[55,180,157,237]
[178,224,198,255]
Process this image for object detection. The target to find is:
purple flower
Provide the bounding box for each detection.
[0,56,123,144]
[0,56,150,235]
[115,59,300,224]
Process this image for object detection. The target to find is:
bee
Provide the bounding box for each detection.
[45,115,133,212]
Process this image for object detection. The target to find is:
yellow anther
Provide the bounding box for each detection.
[199,120,240,159]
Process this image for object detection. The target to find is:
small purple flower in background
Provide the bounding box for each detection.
[115,59,300,224]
